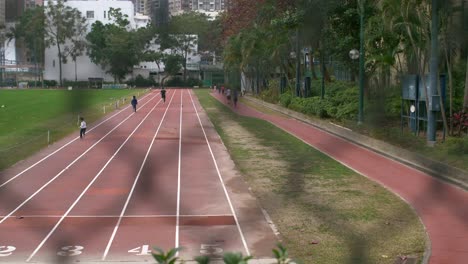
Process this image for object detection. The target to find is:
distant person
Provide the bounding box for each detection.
[161,87,166,103]
[79,117,86,139]
[131,96,138,112]
[233,89,238,107]
[226,88,231,104]
[221,86,225,95]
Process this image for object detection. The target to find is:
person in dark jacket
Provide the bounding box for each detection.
[131,96,138,112]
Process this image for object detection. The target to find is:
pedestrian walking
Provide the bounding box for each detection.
[131,96,138,112]
[79,117,87,139]
[161,87,166,103]
[233,89,238,107]
[226,88,231,104]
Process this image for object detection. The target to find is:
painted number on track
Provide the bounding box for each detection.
[0,246,16,257]
[57,246,84,257]
[128,245,152,256]
[200,244,223,256]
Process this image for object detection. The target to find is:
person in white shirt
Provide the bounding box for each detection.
[80,117,87,139]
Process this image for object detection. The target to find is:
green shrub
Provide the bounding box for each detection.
[43,80,57,87]
[446,136,468,155]
[279,92,293,107]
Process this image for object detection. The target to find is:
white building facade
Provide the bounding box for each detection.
[44,0,201,83]
[44,0,148,82]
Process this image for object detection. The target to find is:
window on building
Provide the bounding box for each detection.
[52,60,55,68]
[86,11,94,19]
[104,11,106,19]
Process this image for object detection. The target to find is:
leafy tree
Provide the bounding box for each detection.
[161,54,183,87]
[87,8,150,82]
[44,0,86,86]
[6,6,46,86]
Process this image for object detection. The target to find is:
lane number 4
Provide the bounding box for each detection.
[200,244,223,256]
[0,246,16,257]
[128,245,152,256]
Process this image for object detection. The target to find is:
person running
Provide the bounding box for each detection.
[233,89,238,107]
[161,87,166,103]
[131,96,138,112]
[79,117,86,139]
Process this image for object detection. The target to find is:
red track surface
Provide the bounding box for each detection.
[0,89,276,263]
[212,91,468,264]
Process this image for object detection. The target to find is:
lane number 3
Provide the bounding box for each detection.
[0,246,16,257]
[57,246,84,256]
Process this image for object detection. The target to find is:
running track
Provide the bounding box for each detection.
[212,91,468,264]
[0,89,276,263]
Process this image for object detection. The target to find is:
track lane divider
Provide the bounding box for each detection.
[175,90,183,255]
[0,91,158,188]
[101,90,177,260]
[0,94,160,225]
[187,90,251,256]
[26,96,166,262]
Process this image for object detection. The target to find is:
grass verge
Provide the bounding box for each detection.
[195,89,427,264]
[0,88,149,170]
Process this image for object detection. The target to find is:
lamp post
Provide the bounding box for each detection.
[357,0,365,124]
[427,0,439,145]
[295,28,301,97]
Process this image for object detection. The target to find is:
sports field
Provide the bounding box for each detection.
[0,89,149,170]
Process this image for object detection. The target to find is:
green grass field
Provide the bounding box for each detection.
[0,88,149,170]
[195,89,427,264]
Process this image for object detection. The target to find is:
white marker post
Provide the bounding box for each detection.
[47,130,50,145]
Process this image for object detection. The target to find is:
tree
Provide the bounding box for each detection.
[161,54,183,87]
[63,12,87,82]
[87,8,150,82]
[44,0,86,86]
[7,6,46,86]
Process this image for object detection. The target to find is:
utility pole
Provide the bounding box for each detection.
[295,28,301,97]
[358,0,365,124]
[427,0,439,145]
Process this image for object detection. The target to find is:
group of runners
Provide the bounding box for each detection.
[79,88,167,139]
[214,85,239,107]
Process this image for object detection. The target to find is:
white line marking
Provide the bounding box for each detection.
[102,90,177,260]
[26,98,164,262]
[2,214,234,218]
[175,90,183,254]
[188,90,250,256]
[0,91,157,188]
[0,95,160,225]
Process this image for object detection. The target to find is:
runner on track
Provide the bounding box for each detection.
[161,88,166,103]
[79,117,86,139]
[131,96,138,112]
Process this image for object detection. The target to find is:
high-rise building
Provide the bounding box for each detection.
[149,0,169,27]
[191,0,226,12]
[0,0,5,28]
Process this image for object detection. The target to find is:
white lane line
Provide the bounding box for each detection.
[175,90,183,254]
[0,91,157,188]
[0,95,160,225]
[188,90,251,256]
[2,214,234,218]
[101,90,177,260]
[26,97,165,262]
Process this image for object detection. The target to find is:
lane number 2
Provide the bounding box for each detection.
[128,245,152,256]
[0,246,16,257]
[200,244,223,256]
[57,246,84,257]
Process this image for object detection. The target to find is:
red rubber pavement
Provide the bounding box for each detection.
[212,91,468,264]
[0,89,277,263]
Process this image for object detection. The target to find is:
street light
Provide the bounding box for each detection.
[357,0,365,124]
